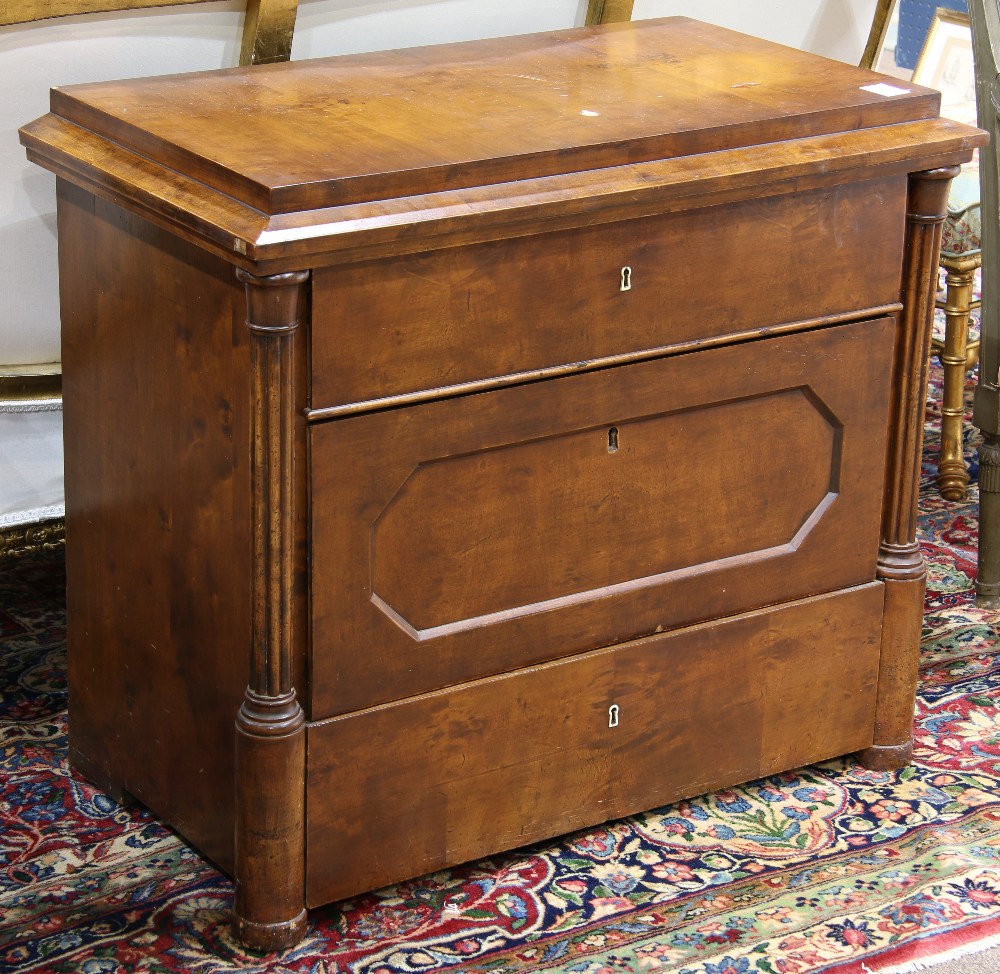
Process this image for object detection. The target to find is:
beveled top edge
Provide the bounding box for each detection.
[39,17,943,215]
[20,108,986,273]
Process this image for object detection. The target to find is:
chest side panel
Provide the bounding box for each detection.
[58,181,254,874]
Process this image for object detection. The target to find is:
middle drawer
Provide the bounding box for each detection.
[309,317,895,718]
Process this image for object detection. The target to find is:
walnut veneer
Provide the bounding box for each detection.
[20,17,987,951]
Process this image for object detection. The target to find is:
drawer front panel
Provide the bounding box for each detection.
[310,319,895,716]
[306,584,884,906]
[372,388,832,633]
[310,176,905,411]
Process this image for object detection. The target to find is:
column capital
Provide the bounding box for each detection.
[237,269,310,334]
[906,165,962,223]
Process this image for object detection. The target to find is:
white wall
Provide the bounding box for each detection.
[292,0,583,58]
[634,0,882,64]
[1,1,245,366]
[0,0,882,367]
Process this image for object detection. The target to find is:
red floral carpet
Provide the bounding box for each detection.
[1,362,998,974]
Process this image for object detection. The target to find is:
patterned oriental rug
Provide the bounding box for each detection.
[1,361,999,974]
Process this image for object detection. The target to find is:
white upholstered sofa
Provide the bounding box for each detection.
[0,0,888,557]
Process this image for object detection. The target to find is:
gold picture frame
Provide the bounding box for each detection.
[913,7,977,127]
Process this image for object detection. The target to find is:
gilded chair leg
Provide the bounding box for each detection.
[977,435,1000,607]
[938,260,976,499]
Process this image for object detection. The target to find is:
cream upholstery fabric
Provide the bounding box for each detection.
[0,404,64,527]
[941,168,983,258]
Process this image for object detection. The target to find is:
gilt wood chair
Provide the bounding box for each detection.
[861,0,995,590]
[901,3,983,501]
[1,0,299,65]
[0,0,632,557]
[863,0,984,503]
[591,0,981,500]
[935,170,982,501]
[6,1,640,60]
[0,0,299,557]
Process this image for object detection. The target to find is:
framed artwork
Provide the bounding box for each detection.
[913,7,977,127]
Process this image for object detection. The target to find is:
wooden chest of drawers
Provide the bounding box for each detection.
[21,17,986,950]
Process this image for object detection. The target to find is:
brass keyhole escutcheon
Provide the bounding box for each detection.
[620,266,632,292]
[608,704,620,728]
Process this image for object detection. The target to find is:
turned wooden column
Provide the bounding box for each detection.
[858,167,959,772]
[937,255,979,499]
[233,269,310,950]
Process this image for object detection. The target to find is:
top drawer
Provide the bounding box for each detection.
[310,176,906,413]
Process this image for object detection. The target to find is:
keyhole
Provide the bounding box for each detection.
[608,427,619,453]
[620,266,632,292]
[608,704,620,728]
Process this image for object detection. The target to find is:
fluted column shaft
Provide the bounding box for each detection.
[860,166,960,771]
[233,268,310,951]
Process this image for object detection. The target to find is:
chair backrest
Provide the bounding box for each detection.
[969,0,1000,403]
[5,1,633,64]
[1,0,299,64]
[587,0,895,68]
[586,0,896,65]
[860,0,897,69]
[1,0,217,20]
[586,1,634,24]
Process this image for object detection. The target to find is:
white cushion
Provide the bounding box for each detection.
[0,403,64,527]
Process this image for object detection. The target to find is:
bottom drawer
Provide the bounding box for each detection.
[306,583,884,906]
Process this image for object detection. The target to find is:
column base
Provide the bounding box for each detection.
[856,740,913,771]
[937,461,969,501]
[233,908,308,953]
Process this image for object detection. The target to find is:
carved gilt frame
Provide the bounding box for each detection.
[0,0,712,559]
[6,0,635,62]
[0,0,300,64]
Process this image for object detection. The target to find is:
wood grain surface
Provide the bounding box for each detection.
[310,318,896,717]
[306,584,884,906]
[41,18,942,212]
[57,180,251,873]
[311,179,906,411]
[26,16,986,947]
